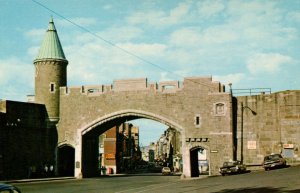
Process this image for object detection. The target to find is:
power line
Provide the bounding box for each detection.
[31,0,215,89]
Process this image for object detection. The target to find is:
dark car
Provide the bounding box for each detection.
[263,154,286,171]
[219,160,246,176]
[0,183,21,193]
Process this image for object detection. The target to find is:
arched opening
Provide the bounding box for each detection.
[190,147,209,177]
[57,145,75,176]
[79,110,184,178]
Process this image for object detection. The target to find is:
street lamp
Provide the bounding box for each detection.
[240,102,256,164]
[228,83,236,161]
[228,83,232,95]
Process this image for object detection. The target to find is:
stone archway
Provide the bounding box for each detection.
[57,144,75,177]
[74,109,186,178]
[182,143,211,178]
[190,146,210,177]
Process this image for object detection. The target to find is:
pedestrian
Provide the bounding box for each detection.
[49,165,54,177]
[44,165,48,177]
[28,166,32,179]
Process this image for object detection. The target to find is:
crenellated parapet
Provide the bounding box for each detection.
[60,76,225,96]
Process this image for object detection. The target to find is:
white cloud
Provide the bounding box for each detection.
[25,28,45,39]
[57,17,98,28]
[213,73,246,86]
[98,26,143,42]
[197,0,225,18]
[169,26,238,48]
[287,11,300,22]
[202,26,238,44]
[227,1,280,20]
[127,1,191,27]
[0,58,29,85]
[0,57,33,101]
[118,43,167,58]
[103,4,112,10]
[27,46,39,59]
[64,36,169,85]
[168,1,191,22]
[225,1,293,45]
[169,28,201,47]
[246,53,293,74]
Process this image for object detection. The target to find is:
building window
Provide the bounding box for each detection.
[50,83,55,93]
[196,117,200,125]
[214,103,226,116]
[194,114,201,128]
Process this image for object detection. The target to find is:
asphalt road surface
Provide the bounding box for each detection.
[11,166,300,193]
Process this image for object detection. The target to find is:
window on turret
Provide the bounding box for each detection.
[50,83,55,93]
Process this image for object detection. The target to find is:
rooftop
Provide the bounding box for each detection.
[34,17,67,62]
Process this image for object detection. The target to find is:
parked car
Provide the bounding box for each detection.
[162,167,171,175]
[263,154,286,171]
[219,161,246,176]
[0,183,21,193]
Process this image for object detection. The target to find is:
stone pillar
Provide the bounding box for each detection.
[181,142,191,178]
[75,130,82,179]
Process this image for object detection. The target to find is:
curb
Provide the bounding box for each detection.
[2,177,76,184]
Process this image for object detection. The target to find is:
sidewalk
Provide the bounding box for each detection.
[1,176,76,184]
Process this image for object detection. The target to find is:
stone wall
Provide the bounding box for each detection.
[236,90,300,166]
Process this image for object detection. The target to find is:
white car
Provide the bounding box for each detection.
[162,167,171,175]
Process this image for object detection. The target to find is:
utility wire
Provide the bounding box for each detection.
[32,0,216,89]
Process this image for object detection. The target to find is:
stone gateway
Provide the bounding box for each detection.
[1,18,299,180]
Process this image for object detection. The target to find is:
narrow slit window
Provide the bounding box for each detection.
[50,83,55,92]
[196,116,200,125]
[195,114,201,127]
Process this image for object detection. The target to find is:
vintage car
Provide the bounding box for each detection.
[219,161,247,176]
[162,167,171,175]
[263,154,286,171]
[0,183,21,193]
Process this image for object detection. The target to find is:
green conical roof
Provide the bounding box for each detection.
[35,18,67,61]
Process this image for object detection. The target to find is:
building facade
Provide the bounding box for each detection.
[0,101,56,180]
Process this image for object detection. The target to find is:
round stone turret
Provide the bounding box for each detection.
[34,17,68,123]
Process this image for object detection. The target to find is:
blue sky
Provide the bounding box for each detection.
[1,0,300,145]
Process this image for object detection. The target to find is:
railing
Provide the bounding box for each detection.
[231,88,271,96]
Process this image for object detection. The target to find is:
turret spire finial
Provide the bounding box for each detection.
[48,16,56,31]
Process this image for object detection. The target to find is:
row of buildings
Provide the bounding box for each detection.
[142,127,208,174]
[98,123,140,174]
[100,123,182,174]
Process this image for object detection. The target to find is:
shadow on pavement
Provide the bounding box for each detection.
[95,172,182,178]
[211,187,300,193]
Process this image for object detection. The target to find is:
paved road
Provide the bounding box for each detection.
[11,166,300,193]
